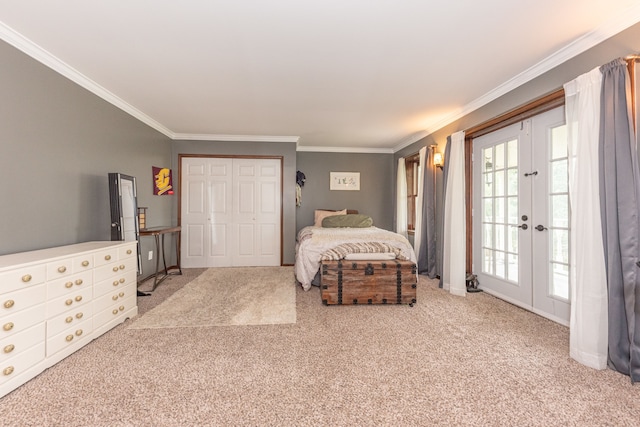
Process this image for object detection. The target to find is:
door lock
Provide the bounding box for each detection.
[518,224,528,230]
[535,225,548,231]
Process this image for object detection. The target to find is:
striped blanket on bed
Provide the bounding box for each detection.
[319,242,408,261]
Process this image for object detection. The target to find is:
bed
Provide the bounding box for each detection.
[295,210,417,291]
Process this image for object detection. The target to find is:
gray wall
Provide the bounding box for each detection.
[395,21,640,276]
[171,140,297,265]
[0,39,173,277]
[295,152,394,233]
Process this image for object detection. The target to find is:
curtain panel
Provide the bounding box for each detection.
[599,58,640,382]
[564,66,609,370]
[416,147,437,277]
[442,131,466,296]
[396,157,409,239]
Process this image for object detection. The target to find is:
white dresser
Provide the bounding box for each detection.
[0,241,138,398]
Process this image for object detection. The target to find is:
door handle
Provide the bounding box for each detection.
[518,224,528,230]
[535,225,548,231]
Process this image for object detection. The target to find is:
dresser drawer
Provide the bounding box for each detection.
[47,304,93,338]
[72,254,94,272]
[93,259,131,284]
[46,318,92,357]
[94,283,136,313]
[0,322,44,363]
[119,244,137,260]
[0,303,46,339]
[0,264,46,295]
[47,287,92,319]
[94,269,136,298]
[93,247,120,268]
[1,341,45,386]
[1,284,46,317]
[47,271,93,300]
[46,257,74,281]
[94,294,136,326]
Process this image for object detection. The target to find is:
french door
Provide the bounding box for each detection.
[472,106,570,325]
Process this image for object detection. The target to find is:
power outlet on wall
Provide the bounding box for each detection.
[148,251,153,261]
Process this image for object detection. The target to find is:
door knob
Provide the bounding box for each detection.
[535,225,548,231]
[518,224,528,230]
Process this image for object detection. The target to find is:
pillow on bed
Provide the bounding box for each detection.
[314,209,347,227]
[322,214,373,228]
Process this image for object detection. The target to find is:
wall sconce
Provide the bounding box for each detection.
[433,152,444,170]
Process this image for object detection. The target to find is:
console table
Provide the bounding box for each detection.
[138,226,182,292]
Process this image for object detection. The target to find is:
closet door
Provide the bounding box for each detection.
[181,157,281,268]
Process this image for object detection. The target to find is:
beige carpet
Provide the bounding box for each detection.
[128,266,296,329]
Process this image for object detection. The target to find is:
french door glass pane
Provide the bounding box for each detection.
[495,250,505,278]
[495,170,505,196]
[507,196,518,224]
[496,224,505,251]
[484,248,494,274]
[551,126,568,159]
[495,197,505,223]
[483,198,493,222]
[508,253,518,282]
[551,195,569,228]
[551,159,568,193]
[551,263,569,300]
[551,229,569,264]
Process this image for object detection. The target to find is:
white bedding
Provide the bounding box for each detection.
[294,226,417,290]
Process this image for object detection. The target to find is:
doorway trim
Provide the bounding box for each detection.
[177,153,285,266]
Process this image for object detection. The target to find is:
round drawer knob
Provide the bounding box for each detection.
[105,255,111,261]
[119,305,125,311]
[65,281,73,289]
[3,366,14,376]
[66,335,74,342]
[75,279,83,286]
[112,295,119,301]
[21,274,32,282]
[57,266,67,273]
[113,281,119,286]
[3,300,14,309]
[75,329,83,337]
[65,316,73,323]
[112,309,118,315]
[119,292,125,298]
[75,296,83,302]
[82,260,90,267]
[127,249,132,254]
[65,299,73,306]
[119,278,125,284]
[76,312,84,319]
[4,344,15,354]
[3,322,14,331]
[119,264,125,270]
[112,267,119,272]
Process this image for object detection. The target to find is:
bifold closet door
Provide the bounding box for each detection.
[181,157,281,268]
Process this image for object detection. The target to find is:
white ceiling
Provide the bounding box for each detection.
[1,1,640,152]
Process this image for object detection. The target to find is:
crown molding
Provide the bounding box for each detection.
[393,4,640,153]
[0,21,175,139]
[172,133,300,143]
[296,145,393,154]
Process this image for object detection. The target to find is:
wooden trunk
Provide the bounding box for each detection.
[320,260,417,306]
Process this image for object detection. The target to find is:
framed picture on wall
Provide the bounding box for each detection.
[330,172,360,191]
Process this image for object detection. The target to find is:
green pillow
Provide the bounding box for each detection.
[322,214,373,228]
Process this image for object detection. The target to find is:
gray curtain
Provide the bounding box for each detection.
[599,58,640,382]
[438,137,452,287]
[417,147,437,277]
